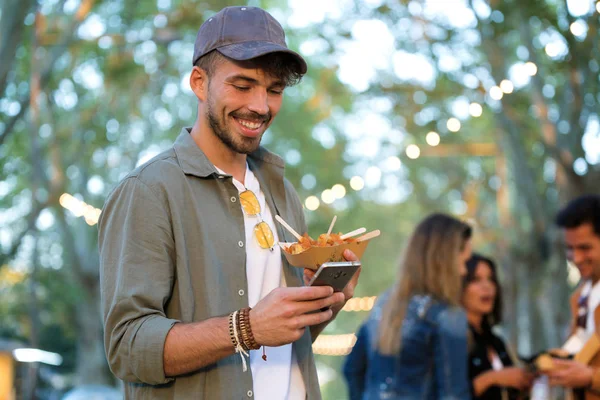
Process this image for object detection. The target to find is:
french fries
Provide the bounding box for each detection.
[284,232,357,255]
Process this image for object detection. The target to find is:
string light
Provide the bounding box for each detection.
[59,193,101,226]
[469,103,483,117]
[446,118,461,132]
[342,296,377,312]
[312,334,357,356]
[331,184,347,199]
[524,62,538,76]
[321,189,336,204]
[570,20,586,37]
[489,86,503,100]
[304,196,320,211]
[499,79,514,94]
[349,176,364,191]
[425,131,440,146]
[406,144,421,159]
[310,296,379,356]
[545,43,559,57]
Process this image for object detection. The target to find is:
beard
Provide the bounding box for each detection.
[206,94,271,155]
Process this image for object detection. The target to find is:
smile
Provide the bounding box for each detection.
[234,117,263,130]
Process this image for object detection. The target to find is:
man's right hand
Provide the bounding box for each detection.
[493,367,535,390]
[249,286,344,346]
[546,359,594,388]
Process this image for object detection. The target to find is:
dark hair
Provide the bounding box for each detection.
[555,194,600,237]
[194,50,304,87]
[464,253,502,329]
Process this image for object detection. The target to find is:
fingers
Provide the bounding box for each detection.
[303,269,316,286]
[283,285,334,301]
[294,308,334,328]
[297,292,345,314]
[343,249,358,261]
[548,359,571,368]
[547,370,568,386]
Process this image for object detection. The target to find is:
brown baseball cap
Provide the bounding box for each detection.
[192,6,307,75]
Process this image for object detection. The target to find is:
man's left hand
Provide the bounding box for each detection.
[546,359,594,388]
[303,249,361,314]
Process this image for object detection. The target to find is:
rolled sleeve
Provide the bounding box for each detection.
[99,176,178,385]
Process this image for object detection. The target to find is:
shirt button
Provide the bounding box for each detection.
[247,390,253,397]
[238,241,244,248]
[238,289,245,296]
[230,196,237,203]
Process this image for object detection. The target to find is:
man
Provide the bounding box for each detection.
[98,6,360,399]
[546,194,600,398]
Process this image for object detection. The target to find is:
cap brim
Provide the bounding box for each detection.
[217,41,307,75]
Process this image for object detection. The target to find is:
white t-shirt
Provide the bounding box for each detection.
[219,164,306,400]
[583,280,600,336]
[565,279,600,353]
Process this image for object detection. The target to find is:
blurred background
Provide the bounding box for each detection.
[1,0,599,398]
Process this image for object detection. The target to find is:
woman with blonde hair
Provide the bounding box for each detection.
[343,213,473,399]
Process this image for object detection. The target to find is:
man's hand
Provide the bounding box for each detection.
[250,286,344,347]
[303,249,362,314]
[546,359,594,388]
[493,367,535,390]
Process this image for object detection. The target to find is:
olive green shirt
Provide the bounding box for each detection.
[98,128,321,399]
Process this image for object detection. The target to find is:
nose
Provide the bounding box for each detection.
[572,250,585,267]
[247,89,269,116]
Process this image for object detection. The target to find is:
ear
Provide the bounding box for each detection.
[189,66,208,102]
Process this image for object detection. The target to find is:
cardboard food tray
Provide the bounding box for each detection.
[534,334,600,371]
[279,238,373,270]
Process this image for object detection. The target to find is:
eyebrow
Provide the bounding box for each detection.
[226,75,258,84]
[225,74,285,88]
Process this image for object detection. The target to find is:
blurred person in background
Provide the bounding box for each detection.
[463,253,534,399]
[342,213,473,399]
[544,195,600,399]
[99,6,360,399]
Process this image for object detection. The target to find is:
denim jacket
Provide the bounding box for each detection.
[343,291,471,400]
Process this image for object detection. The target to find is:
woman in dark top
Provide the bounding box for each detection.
[463,253,534,399]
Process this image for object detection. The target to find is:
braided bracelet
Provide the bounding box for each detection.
[231,310,249,371]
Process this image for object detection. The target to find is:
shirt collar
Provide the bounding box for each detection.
[173,127,285,178]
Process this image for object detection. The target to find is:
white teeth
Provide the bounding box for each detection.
[237,119,262,130]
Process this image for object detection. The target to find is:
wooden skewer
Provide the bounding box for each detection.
[340,227,366,240]
[356,229,381,243]
[326,215,337,236]
[275,215,303,241]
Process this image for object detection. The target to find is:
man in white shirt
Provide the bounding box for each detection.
[547,195,600,398]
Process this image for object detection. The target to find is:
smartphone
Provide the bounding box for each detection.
[308,261,361,292]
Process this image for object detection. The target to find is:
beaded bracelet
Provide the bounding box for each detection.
[238,308,251,352]
[239,307,266,361]
[228,311,237,349]
[240,307,260,350]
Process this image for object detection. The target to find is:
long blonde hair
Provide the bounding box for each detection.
[377,213,472,355]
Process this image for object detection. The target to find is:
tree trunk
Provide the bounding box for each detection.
[74,279,113,386]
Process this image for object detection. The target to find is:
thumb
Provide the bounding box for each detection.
[343,249,359,261]
[303,268,316,285]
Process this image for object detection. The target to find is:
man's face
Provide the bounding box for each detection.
[204,58,285,154]
[563,223,600,281]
